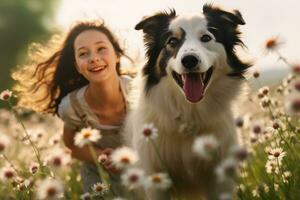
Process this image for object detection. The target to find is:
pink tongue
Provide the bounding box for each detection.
[183,73,204,103]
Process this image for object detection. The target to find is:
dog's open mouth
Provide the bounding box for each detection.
[172,67,213,103]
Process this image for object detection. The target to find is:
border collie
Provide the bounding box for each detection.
[124,4,250,200]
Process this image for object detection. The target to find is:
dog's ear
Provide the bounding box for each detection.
[135,9,176,35]
[203,3,245,26]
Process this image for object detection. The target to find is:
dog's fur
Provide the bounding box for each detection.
[124,4,251,200]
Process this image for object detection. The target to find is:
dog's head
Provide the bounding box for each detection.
[136,4,250,103]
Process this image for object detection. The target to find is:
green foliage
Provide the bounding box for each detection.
[0,0,58,108]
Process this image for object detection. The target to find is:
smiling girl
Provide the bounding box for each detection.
[12,21,133,195]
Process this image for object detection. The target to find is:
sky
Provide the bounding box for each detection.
[56,0,299,86]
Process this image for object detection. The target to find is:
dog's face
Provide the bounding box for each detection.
[136,4,250,103]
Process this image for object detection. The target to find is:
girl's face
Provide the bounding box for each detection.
[74,30,120,83]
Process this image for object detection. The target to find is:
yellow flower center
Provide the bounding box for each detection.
[83,131,92,139]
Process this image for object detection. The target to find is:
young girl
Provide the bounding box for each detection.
[12,21,133,195]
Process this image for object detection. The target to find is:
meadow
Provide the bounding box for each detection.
[0,38,299,199]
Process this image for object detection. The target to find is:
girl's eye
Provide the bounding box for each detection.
[167,37,179,48]
[78,52,87,57]
[98,47,106,52]
[200,34,212,43]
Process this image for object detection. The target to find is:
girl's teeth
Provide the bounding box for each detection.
[90,67,104,72]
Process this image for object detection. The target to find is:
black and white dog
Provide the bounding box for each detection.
[124,4,250,200]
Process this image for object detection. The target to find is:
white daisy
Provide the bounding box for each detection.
[252,186,260,197]
[0,89,12,101]
[29,162,39,174]
[265,160,279,174]
[0,166,15,181]
[263,184,269,193]
[74,127,101,147]
[36,178,64,200]
[141,123,158,141]
[192,135,219,160]
[144,173,172,190]
[282,171,292,183]
[268,147,286,162]
[98,154,108,163]
[121,168,145,190]
[111,146,139,169]
[92,182,108,194]
[44,147,71,167]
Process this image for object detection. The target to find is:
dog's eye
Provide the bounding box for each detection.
[200,34,212,43]
[167,37,179,48]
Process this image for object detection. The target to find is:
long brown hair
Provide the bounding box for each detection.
[12,21,129,114]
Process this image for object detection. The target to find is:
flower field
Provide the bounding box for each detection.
[0,40,299,199]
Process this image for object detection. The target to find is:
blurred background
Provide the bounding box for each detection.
[0,0,299,108]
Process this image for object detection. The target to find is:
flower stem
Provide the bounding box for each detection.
[87,144,113,196]
[8,100,44,173]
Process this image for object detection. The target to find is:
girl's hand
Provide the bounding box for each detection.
[98,148,120,174]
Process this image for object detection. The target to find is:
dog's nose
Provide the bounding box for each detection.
[181,55,200,69]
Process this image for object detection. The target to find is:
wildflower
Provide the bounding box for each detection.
[276,86,283,94]
[74,127,101,147]
[24,178,34,188]
[145,173,172,190]
[252,124,262,135]
[92,182,108,194]
[264,36,283,52]
[44,148,71,167]
[0,166,15,181]
[0,133,10,152]
[265,160,279,174]
[259,86,269,96]
[0,89,12,101]
[239,184,245,192]
[229,145,248,162]
[80,192,91,200]
[98,154,108,163]
[141,123,158,141]
[36,178,64,200]
[291,99,300,112]
[282,171,292,183]
[294,81,300,92]
[292,64,300,75]
[252,186,260,197]
[272,121,280,129]
[215,158,238,182]
[192,135,219,160]
[29,162,39,174]
[268,147,286,162]
[235,117,244,128]
[260,96,271,108]
[263,184,269,193]
[121,168,145,190]
[111,146,139,169]
[253,71,260,78]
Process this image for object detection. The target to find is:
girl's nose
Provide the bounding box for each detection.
[89,53,100,63]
